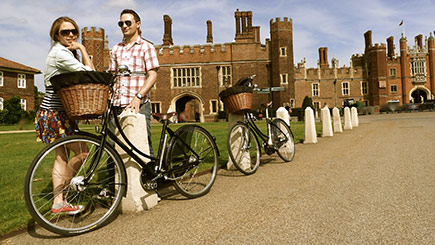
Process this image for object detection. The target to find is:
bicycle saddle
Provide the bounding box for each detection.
[152,112,177,121]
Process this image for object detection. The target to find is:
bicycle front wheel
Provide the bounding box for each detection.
[227,122,260,175]
[166,125,218,198]
[24,135,126,236]
[271,118,295,162]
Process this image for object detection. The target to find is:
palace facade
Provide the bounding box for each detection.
[82,10,435,121]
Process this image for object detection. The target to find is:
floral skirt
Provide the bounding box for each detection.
[35,110,78,145]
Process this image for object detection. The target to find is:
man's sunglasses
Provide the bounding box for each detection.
[59,29,79,36]
[118,20,132,27]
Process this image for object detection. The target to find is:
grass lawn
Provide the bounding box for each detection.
[0,119,320,237]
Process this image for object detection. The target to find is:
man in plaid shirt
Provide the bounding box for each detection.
[110,9,159,155]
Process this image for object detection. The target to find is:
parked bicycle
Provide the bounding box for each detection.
[227,76,295,175]
[24,66,219,235]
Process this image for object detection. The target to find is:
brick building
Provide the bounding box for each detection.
[0,57,41,112]
[82,10,435,121]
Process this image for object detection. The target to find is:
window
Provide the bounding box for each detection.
[18,74,26,88]
[219,66,232,86]
[210,100,218,114]
[280,73,288,84]
[312,83,319,97]
[410,57,426,79]
[313,101,320,112]
[0,71,3,87]
[342,82,349,96]
[172,67,201,88]
[361,81,368,95]
[0,98,3,110]
[20,99,26,111]
[280,47,287,57]
[390,84,398,93]
[151,102,161,113]
[389,68,397,76]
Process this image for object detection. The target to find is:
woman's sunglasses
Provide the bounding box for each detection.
[118,20,132,27]
[59,29,79,36]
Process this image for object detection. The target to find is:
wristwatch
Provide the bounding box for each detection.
[136,93,143,99]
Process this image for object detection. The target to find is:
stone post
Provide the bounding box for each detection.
[276,107,290,126]
[332,107,343,133]
[304,107,317,143]
[115,111,159,212]
[343,107,353,130]
[321,106,333,137]
[351,107,359,127]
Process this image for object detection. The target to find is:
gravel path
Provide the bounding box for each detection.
[4,112,435,244]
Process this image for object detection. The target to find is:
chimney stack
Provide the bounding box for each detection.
[319,47,329,68]
[387,36,394,58]
[416,34,423,50]
[163,15,173,46]
[364,30,372,50]
[206,20,213,43]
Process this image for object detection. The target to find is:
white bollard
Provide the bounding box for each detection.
[276,107,290,126]
[321,106,333,137]
[304,107,318,143]
[115,110,159,212]
[227,113,246,170]
[332,107,343,133]
[351,107,359,127]
[343,107,353,130]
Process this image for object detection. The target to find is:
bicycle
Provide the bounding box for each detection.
[227,76,295,175]
[24,66,219,235]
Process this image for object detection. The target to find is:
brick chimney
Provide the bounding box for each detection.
[206,20,213,43]
[387,36,394,58]
[364,30,372,50]
[415,34,423,50]
[319,47,329,68]
[163,15,173,46]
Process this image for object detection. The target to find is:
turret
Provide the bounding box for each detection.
[81,27,105,71]
[364,30,372,50]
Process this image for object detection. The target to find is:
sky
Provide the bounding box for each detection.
[2,0,435,92]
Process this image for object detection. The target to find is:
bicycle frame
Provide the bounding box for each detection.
[82,83,203,185]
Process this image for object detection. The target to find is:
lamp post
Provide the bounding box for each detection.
[216,66,221,112]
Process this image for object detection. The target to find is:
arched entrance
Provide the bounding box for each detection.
[410,89,427,104]
[170,92,205,123]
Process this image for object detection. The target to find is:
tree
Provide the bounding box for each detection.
[301,96,314,110]
[0,96,28,124]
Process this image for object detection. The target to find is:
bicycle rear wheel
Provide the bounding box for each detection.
[227,122,260,175]
[271,118,295,162]
[24,135,126,236]
[166,125,218,198]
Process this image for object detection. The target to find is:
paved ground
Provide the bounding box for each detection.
[3,112,435,244]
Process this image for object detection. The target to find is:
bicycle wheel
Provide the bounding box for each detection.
[166,125,218,198]
[271,118,295,162]
[24,135,126,236]
[227,122,260,175]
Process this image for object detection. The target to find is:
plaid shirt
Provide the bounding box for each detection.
[110,36,159,106]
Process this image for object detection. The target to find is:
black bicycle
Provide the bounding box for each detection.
[24,67,219,235]
[227,76,295,175]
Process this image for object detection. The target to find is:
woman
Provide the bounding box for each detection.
[35,16,95,214]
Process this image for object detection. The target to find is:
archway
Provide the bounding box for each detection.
[171,92,205,123]
[410,89,427,104]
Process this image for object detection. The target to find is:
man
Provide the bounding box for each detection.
[110,9,159,155]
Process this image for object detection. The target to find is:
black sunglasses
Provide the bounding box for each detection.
[59,29,79,36]
[118,20,132,27]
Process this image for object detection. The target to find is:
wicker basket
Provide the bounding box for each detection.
[58,83,110,120]
[222,92,253,114]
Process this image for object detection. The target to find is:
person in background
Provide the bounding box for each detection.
[109,9,159,155]
[35,16,95,214]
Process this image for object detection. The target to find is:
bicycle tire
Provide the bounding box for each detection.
[24,135,126,236]
[166,125,218,198]
[271,118,295,162]
[227,122,261,175]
